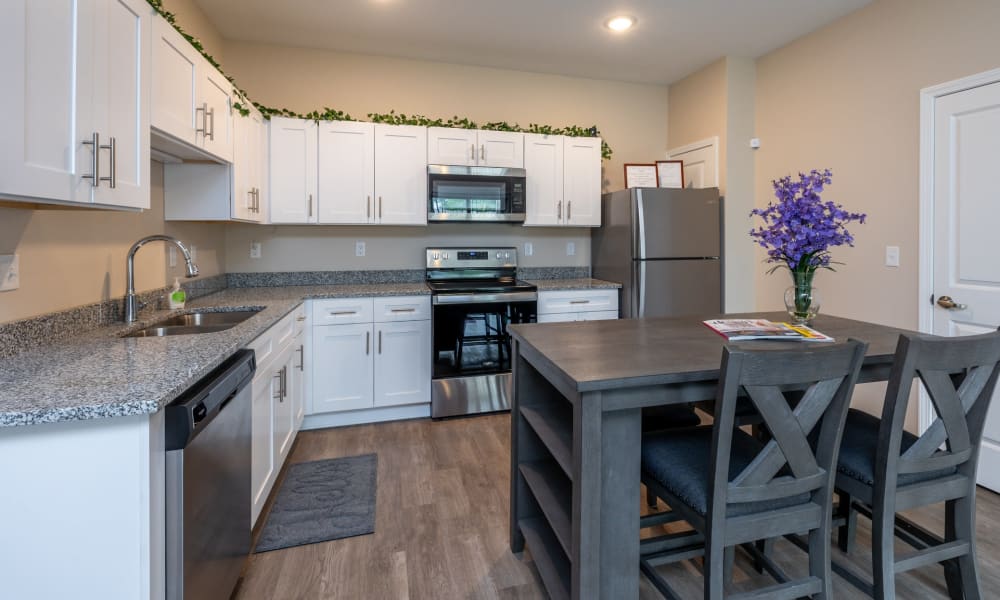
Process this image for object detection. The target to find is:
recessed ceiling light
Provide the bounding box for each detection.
[606,16,636,32]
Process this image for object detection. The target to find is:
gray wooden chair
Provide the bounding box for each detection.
[833,330,1000,600]
[639,340,867,599]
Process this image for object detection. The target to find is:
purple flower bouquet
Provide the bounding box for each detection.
[750,169,866,322]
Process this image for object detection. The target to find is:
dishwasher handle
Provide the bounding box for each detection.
[164,349,257,451]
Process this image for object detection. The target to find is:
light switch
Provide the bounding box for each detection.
[566,242,576,256]
[249,242,262,259]
[885,246,900,268]
[0,254,20,291]
[524,242,533,257]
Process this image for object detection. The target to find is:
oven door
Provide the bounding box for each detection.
[427,166,526,222]
[431,295,536,417]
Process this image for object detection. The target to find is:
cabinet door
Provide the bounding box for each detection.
[291,336,306,429]
[91,0,149,209]
[478,130,524,168]
[269,117,317,223]
[312,323,374,413]
[198,65,234,162]
[427,127,476,166]
[251,370,275,525]
[273,354,295,466]
[563,137,602,226]
[231,113,254,221]
[318,121,375,224]
[523,134,563,226]
[374,124,428,225]
[374,319,431,407]
[151,15,197,145]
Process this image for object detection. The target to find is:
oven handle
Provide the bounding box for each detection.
[432,291,537,305]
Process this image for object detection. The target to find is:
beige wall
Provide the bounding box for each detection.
[667,57,757,312]
[0,163,227,324]
[161,0,226,63]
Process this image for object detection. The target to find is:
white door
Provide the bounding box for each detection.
[151,15,197,145]
[198,66,234,162]
[374,320,431,407]
[563,136,602,226]
[269,117,317,223]
[523,134,563,226]
[318,120,375,224]
[427,127,476,166]
[91,0,149,210]
[930,80,1000,491]
[250,369,275,525]
[312,323,374,413]
[374,124,427,225]
[668,137,719,189]
[478,130,524,168]
[232,112,255,221]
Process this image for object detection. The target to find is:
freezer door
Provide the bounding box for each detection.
[635,188,721,259]
[633,259,721,319]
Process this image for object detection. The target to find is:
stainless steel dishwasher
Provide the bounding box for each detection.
[165,349,256,600]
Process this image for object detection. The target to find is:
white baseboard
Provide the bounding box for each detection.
[301,403,431,430]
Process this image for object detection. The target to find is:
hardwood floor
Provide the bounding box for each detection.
[235,413,1000,599]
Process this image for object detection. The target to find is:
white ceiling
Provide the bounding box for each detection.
[193,0,872,85]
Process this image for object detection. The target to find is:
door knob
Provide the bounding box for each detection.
[936,295,968,310]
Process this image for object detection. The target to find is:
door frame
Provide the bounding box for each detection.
[667,136,720,188]
[917,67,1000,432]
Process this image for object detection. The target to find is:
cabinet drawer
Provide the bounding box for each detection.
[312,298,374,325]
[291,304,308,336]
[538,289,618,314]
[373,296,430,322]
[246,328,275,371]
[273,309,298,351]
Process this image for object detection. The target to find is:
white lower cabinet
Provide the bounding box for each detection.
[248,304,306,526]
[311,296,431,418]
[536,289,620,323]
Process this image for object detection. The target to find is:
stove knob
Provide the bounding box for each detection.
[496,251,501,260]
[443,252,449,260]
[504,251,511,261]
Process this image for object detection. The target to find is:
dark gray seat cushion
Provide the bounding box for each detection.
[642,405,701,432]
[837,408,956,487]
[642,426,811,517]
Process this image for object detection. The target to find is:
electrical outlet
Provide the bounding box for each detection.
[0,254,20,291]
[885,245,900,267]
[566,242,576,256]
[168,246,177,267]
[249,242,262,259]
[355,241,366,257]
[524,242,533,257]
[189,245,197,261]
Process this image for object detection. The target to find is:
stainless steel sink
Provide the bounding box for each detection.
[124,309,262,338]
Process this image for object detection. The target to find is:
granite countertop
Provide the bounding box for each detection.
[0,283,429,429]
[527,278,621,291]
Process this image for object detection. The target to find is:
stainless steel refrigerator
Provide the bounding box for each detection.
[591,187,723,318]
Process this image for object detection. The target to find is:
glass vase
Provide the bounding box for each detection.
[784,270,820,324]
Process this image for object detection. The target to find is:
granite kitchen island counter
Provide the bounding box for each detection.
[0,283,429,428]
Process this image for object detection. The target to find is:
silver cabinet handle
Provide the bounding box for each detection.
[390,308,416,313]
[297,344,304,370]
[378,330,382,354]
[331,310,357,316]
[248,189,255,212]
[471,143,476,162]
[569,299,590,304]
[378,196,383,219]
[308,193,313,217]
[273,370,283,401]
[207,107,215,141]
[480,144,486,164]
[367,195,371,219]
[81,132,100,187]
[567,200,571,221]
[282,366,288,399]
[366,331,370,355]
[195,103,208,136]
[296,315,306,322]
[254,188,260,213]
[99,136,116,188]
[557,200,563,220]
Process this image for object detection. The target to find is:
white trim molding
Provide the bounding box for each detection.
[917,66,1000,433]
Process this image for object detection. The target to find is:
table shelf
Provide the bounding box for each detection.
[520,404,573,478]
[519,459,572,558]
[519,517,571,600]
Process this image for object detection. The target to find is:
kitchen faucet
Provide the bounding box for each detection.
[124,235,199,323]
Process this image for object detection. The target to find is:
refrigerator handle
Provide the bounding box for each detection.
[638,260,646,318]
[635,189,646,260]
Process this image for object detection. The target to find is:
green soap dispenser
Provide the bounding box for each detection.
[168,277,186,309]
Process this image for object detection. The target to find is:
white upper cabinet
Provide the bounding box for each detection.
[318,121,375,224]
[0,0,149,210]
[563,136,602,226]
[151,15,233,163]
[232,108,267,222]
[269,117,318,224]
[374,124,427,225]
[523,133,564,226]
[427,128,523,168]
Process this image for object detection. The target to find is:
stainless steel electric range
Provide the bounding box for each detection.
[426,247,537,418]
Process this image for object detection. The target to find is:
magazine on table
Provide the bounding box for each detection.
[702,319,834,342]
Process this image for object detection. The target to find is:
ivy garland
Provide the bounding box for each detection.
[144,0,613,160]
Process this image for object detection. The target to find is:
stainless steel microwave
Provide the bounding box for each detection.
[427,165,526,223]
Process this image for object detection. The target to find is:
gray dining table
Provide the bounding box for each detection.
[507,312,915,600]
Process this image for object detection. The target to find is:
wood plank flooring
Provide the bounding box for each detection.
[235,413,1000,599]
